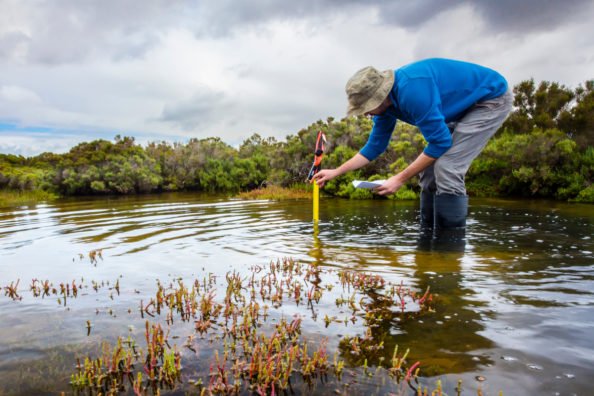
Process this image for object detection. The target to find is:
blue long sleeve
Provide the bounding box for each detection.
[398,77,452,158]
[359,113,397,161]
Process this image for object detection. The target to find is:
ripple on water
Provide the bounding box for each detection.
[501,356,518,362]
[0,348,45,367]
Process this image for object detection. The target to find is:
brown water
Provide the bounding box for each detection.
[0,193,593,395]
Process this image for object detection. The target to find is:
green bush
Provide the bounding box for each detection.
[573,185,594,203]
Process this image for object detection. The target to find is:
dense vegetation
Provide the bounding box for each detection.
[1,79,593,203]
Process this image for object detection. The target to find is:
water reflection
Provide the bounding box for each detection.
[308,215,490,376]
[406,234,493,375]
[309,221,325,266]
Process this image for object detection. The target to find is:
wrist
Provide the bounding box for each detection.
[392,172,407,184]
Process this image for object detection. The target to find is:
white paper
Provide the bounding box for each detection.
[352,180,386,189]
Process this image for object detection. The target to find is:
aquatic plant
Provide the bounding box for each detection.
[70,337,137,393]
[69,257,440,395]
[3,279,22,300]
[2,277,120,306]
[70,322,181,395]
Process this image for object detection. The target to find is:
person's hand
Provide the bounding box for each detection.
[374,175,404,196]
[311,169,340,188]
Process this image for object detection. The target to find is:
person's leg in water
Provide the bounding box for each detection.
[433,90,513,236]
[418,165,436,233]
[433,90,513,238]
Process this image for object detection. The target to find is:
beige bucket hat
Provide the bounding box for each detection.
[345,66,394,117]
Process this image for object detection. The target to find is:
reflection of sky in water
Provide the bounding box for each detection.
[0,194,593,394]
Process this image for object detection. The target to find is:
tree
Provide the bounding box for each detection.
[559,80,594,148]
[503,79,574,134]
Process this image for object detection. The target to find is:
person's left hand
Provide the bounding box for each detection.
[374,175,404,196]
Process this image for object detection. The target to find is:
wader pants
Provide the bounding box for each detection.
[419,90,513,231]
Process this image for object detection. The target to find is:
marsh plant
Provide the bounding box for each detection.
[3,258,495,394]
[70,322,182,395]
[0,277,120,306]
[56,258,443,395]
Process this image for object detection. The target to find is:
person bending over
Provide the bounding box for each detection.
[312,58,512,232]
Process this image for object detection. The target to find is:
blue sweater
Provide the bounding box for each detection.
[359,58,508,160]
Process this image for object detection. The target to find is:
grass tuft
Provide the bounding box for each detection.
[0,189,58,207]
[237,185,312,200]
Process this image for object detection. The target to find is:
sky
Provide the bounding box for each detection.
[1,0,593,156]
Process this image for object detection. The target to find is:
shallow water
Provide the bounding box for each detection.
[0,193,593,395]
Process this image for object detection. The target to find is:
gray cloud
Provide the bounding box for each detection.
[373,0,593,32]
[2,0,591,66]
[472,0,593,32]
[190,0,356,36]
[373,0,460,29]
[158,89,231,131]
[0,0,182,64]
[190,0,594,36]
[0,31,29,60]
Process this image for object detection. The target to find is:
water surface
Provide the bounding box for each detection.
[1,193,593,395]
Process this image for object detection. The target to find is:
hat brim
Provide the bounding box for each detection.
[346,69,394,117]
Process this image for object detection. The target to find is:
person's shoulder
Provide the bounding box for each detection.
[396,67,431,89]
[419,57,496,72]
[397,58,442,80]
[398,58,495,82]
[401,57,473,69]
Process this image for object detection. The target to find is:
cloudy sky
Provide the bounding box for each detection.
[1,0,593,156]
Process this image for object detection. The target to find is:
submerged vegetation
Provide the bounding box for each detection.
[2,256,507,395]
[1,78,592,203]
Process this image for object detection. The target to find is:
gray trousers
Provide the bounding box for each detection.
[419,90,513,195]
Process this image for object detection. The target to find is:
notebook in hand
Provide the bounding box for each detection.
[351,180,385,189]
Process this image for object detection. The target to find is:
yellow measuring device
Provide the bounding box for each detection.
[313,182,320,221]
[306,130,327,222]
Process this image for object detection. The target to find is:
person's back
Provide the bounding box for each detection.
[395,58,508,122]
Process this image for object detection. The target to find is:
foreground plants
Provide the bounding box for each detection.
[70,322,181,395]
[2,276,118,305]
[2,258,502,394]
[64,258,441,395]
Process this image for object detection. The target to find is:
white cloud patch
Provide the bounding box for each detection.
[0,85,41,103]
[0,132,84,156]
[159,88,231,130]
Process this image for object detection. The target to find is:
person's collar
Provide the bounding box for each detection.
[388,87,398,110]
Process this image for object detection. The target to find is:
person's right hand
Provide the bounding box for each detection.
[311,169,340,188]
